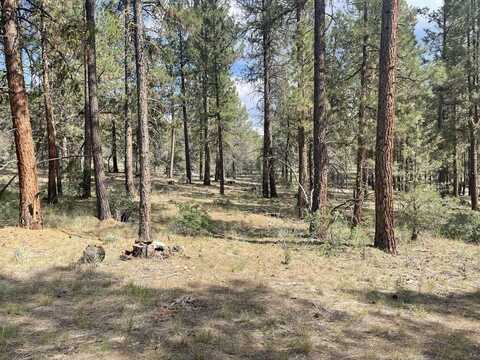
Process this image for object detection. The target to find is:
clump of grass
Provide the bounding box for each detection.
[102,232,122,243]
[2,303,24,316]
[193,328,217,345]
[123,282,156,306]
[0,323,18,352]
[171,203,214,236]
[0,280,16,302]
[288,330,313,355]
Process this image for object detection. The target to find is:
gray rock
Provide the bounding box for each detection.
[153,241,167,251]
[79,245,105,264]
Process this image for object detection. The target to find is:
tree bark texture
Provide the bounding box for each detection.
[374,0,399,254]
[2,0,43,229]
[86,0,111,220]
[133,0,152,241]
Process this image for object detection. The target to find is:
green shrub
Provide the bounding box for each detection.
[305,208,367,256]
[441,211,480,243]
[0,191,18,227]
[172,203,214,236]
[397,185,445,240]
[109,189,137,222]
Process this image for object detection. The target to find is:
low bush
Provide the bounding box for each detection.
[109,189,137,222]
[172,203,214,236]
[441,211,480,243]
[306,208,369,256]
[397,185,445,240]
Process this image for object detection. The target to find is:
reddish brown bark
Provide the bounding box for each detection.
[374,0,399,254]
[2,0,42,229]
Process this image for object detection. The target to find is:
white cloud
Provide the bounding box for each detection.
[234,79,263,134]
[406,0,442,9]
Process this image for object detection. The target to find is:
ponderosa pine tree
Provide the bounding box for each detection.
[124,0,136,195]
[374,0,399,254]
[296,0,308,216]
[2,0,43,229]
[85,0,111,220]
[133,0,152,242]
[40,5,59,204]
[82,25,92,199]
[311,0,327,213]
[178,27,193,184]
[353,0,370,226]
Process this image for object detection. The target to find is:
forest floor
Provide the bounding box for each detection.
[0,172,479,360]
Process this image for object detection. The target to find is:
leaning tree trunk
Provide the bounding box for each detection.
[41,9,58,204]
[374,0,399,255]
[311,0,328,213]
[353,0,370,226]
[2,0,42,229]
[85,0,111,220]
[133,0,151,242]
[179,29,192,184]
[124,0,136,195]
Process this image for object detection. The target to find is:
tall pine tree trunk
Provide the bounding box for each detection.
[2,0,42,229]
[41,9,58,204]
[296,0,308,216]
[124,0,136,195]
[86,0,111,220]
[467,1,479,210]
[111,117,119,173]
[133,0,151,241]
[179,30,192,184]
[353,0,370,226]
[202,71,211,185]
[452,105,459,196]
[311,0,328,212]
[214,63,225,195]
[262,0,277,198]
[82,24,92,199]
[374,0,399,254]
[168,102,176,179]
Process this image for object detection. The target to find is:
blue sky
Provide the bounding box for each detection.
[235,0,443,131]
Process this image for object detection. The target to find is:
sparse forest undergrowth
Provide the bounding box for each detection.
[1,172,479,360]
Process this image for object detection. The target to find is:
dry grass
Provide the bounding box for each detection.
[0,173,479,359]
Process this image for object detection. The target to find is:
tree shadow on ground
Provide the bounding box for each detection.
[1,266,480,359]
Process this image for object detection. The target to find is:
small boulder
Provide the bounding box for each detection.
[79,245,105,264]
[153,241,167,251]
